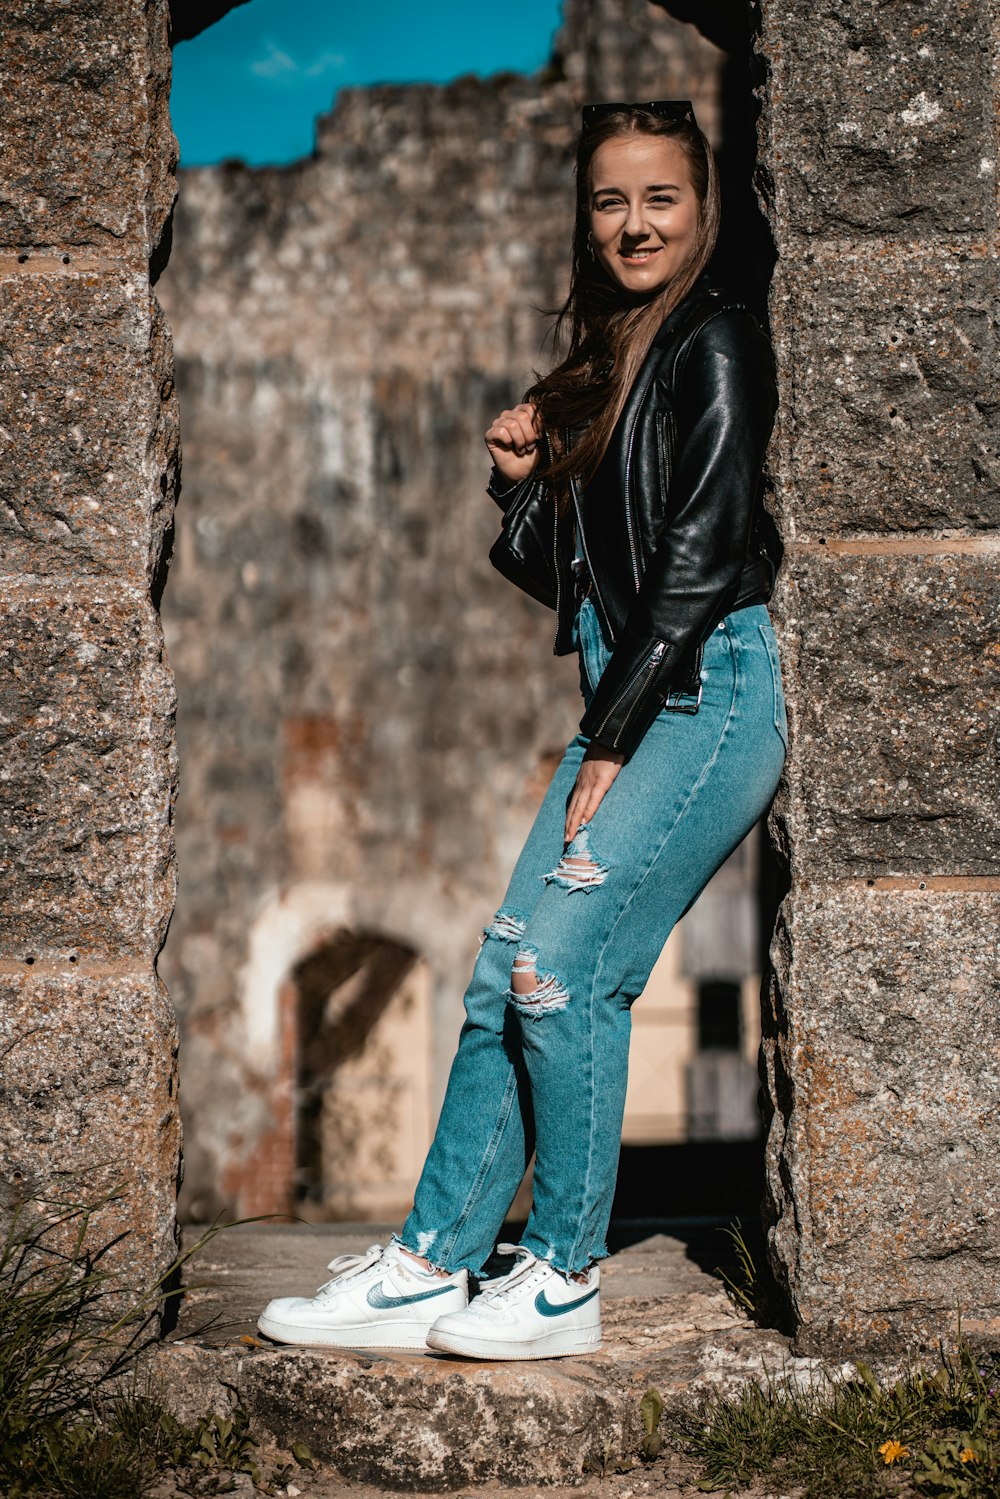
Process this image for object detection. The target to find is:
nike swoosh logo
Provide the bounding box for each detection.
[366,1281,455,1310]
[534,1285,600,1318]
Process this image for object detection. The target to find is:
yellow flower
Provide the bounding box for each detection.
[959,1447,978,1464]
[879,1439,909,1465]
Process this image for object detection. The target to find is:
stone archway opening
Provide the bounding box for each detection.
[219,921,434,1225]
[291,932,433,1223]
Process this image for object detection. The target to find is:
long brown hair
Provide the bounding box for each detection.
[525,107,721,493]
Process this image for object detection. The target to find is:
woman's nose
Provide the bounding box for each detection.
[623,200,649,238]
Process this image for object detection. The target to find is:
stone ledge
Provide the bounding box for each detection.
[150,1224,841,1489]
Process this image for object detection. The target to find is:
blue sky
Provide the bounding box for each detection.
[171,0,564,166]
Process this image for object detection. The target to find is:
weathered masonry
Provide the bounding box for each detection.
[0,0,997,1354]
[0,0,182,1275]
[755,0,1000,1351]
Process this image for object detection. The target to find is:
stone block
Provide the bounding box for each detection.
[759,0,993,238]
[0,582,176,961]
[0,0,176,263]
[150,1223,829,1488]
[761,884,1000,1354]
[0,967,180,1288]
[242,1353,630,1486]
[772,551,999,878]
[0,270,178,578]
[771,248,999,535]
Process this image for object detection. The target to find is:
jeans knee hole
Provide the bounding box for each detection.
[484,908,528,943]
[543,823,609,892]
[507,946,572,1017]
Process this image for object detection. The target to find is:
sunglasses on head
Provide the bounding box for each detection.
[580,99,697,131]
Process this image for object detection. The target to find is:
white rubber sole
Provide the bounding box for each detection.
[425,1323,602,1361]
[256,1314,439,1350]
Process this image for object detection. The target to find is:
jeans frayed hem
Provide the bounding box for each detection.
[392,1231,495,1279]
[517,1233,609,1281]
[391,1231,459,1277]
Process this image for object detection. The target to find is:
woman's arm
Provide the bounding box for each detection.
[578,309,779,760]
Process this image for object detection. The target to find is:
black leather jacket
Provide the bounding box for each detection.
[487,276,781,759]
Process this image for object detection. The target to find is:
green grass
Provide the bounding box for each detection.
[1,1391,311,1498]
[679,1335,1000,1498]
[0,1191,313,1496]
[715,1219,786,1330]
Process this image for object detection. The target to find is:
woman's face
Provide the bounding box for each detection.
[587,133,701,298]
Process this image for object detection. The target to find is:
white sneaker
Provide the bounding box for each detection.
[257,1241,468,1350]
[426,1243,601,1360]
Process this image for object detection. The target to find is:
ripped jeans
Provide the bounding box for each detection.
[399,595,787,1279]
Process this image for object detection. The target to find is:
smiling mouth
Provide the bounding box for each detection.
[619,248,661,262]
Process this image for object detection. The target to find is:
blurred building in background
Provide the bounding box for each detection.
[157,0,775,1224]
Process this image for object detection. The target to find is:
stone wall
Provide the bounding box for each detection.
[155,0,731,1220]
[756,0,1000,1352]
[6,0,995,1354]
[0,0,185,1284]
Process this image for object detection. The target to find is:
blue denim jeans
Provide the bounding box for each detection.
[400,597,787,1278]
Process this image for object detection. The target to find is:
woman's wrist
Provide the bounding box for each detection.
[487,463,520,498]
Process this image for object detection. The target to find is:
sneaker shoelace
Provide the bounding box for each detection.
[476,1245,546,1305]
[476,1244,595,1307]
[312,1242,385,1299]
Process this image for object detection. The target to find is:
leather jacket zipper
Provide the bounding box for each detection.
[622,413,643,593]
[551,486,562,632]
[591,639,667,743]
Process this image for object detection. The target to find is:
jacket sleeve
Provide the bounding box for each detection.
[578,310,778,759]
[485,433,559,610]
[486,463,522,509]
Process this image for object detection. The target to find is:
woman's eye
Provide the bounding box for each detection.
[650,195,677,205]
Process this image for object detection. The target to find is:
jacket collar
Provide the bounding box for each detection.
[650,269,723,347]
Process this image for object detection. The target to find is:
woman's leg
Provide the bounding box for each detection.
[398,733,588,1275]
[511,602,787,1276]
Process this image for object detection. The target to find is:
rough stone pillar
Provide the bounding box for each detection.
[0,0,182,1285]
[756,1,1000,1351]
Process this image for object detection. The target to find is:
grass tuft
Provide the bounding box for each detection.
[715,1218,784,1329]
[681,1332,1000,1497]
[0,1190,313,1495]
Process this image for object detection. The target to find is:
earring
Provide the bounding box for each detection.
[586,232,596,261]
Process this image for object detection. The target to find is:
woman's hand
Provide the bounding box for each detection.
[564,743,626,844]
[486,403,542,483]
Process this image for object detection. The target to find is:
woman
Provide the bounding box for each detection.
[258,99,785,1361]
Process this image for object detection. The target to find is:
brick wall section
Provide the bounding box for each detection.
[756,0,1000,1352]
[0,0,183,1287]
